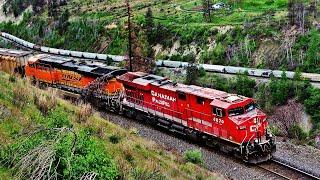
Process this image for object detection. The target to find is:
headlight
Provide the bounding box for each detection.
[254,139,258,144]
[253,118,257,124]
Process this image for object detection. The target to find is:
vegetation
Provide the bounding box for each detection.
[0,72,220,179]
[184,150,203,164]
[0,0,319,73]
[0,0,319,145]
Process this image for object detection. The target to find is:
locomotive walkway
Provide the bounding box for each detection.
[1,32,320,88]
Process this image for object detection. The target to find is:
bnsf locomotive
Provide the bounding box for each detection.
[1,52,275,164]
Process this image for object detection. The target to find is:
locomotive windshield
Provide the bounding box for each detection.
[244,102,255,112]
[228,102,256,117]
[228,107,244,116]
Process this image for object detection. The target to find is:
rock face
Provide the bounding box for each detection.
[316,136,320,149]
[268,99,311,135]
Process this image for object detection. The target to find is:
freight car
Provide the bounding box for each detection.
[0,48,33,75]
[117,72,276,164]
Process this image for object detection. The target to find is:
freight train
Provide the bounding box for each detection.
[1,52,276,164]
[1,32,320,82]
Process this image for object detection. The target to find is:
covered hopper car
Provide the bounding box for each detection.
[0,48,33,75]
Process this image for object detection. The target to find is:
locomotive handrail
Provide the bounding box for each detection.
[246,134,255,153]
[240,130,248,154]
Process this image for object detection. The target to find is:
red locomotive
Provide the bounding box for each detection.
[117,72,276,163]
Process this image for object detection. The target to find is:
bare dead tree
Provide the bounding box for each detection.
[79,172,97,180]
[269,100,303,136]
[10,127,77,180]
[14,142,58,180]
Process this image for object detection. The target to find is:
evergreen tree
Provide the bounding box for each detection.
[202,0,211,22]
[232,73,256,97]
[57,9,70,35]
[306,29,320,70]
[185,53,199,85]
[304,88,320,124]
[145,7,155,57]
[48,0,58,18]
[32,0,45,13]
[269,72,294,105]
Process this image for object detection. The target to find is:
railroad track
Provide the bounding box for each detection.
[258,159,320,180]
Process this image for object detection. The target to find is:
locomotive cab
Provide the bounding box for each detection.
[224,99,276,164]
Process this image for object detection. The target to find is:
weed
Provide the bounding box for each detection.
[76,103,93,123]
[109,134,121,144]
[12,85,30,107]
[9,75,16,82]
[34,91,57,116]
[184,150,203,164]
[131,167,165,180]
[288,124,308,141]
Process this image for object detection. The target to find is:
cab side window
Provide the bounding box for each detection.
[29,63,35,68]
[178,92,186,101]
[196,97,205,105]
[212,107,224,117]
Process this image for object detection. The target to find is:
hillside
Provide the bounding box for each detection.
[0,0,320,73]
[0,0,319,146]
[0,72,223,179]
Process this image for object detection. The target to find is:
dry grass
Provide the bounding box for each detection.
[76,103,93,123]
[34,89,57,116]
[12,84,31,108]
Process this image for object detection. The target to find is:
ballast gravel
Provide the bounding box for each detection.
[274,140,320,178]
[101,113,285,180]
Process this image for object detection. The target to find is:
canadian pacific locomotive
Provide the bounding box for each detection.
[1,52,276,164]
[117,72,276,164]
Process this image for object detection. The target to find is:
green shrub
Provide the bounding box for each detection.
[9,75,16,82]
[184,150,203,164]
[55,131,118,179]
[269,125,282,136]
[109,134,121,144]
[47,106,72,128]
[288,124,308,141]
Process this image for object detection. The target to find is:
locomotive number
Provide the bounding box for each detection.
[213,117,224,125]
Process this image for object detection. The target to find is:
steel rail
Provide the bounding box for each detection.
[271,159,320,180]
[257,164,291,180]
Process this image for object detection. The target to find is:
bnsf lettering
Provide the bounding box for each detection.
[62,74,81,81]
[61,70,82,81]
